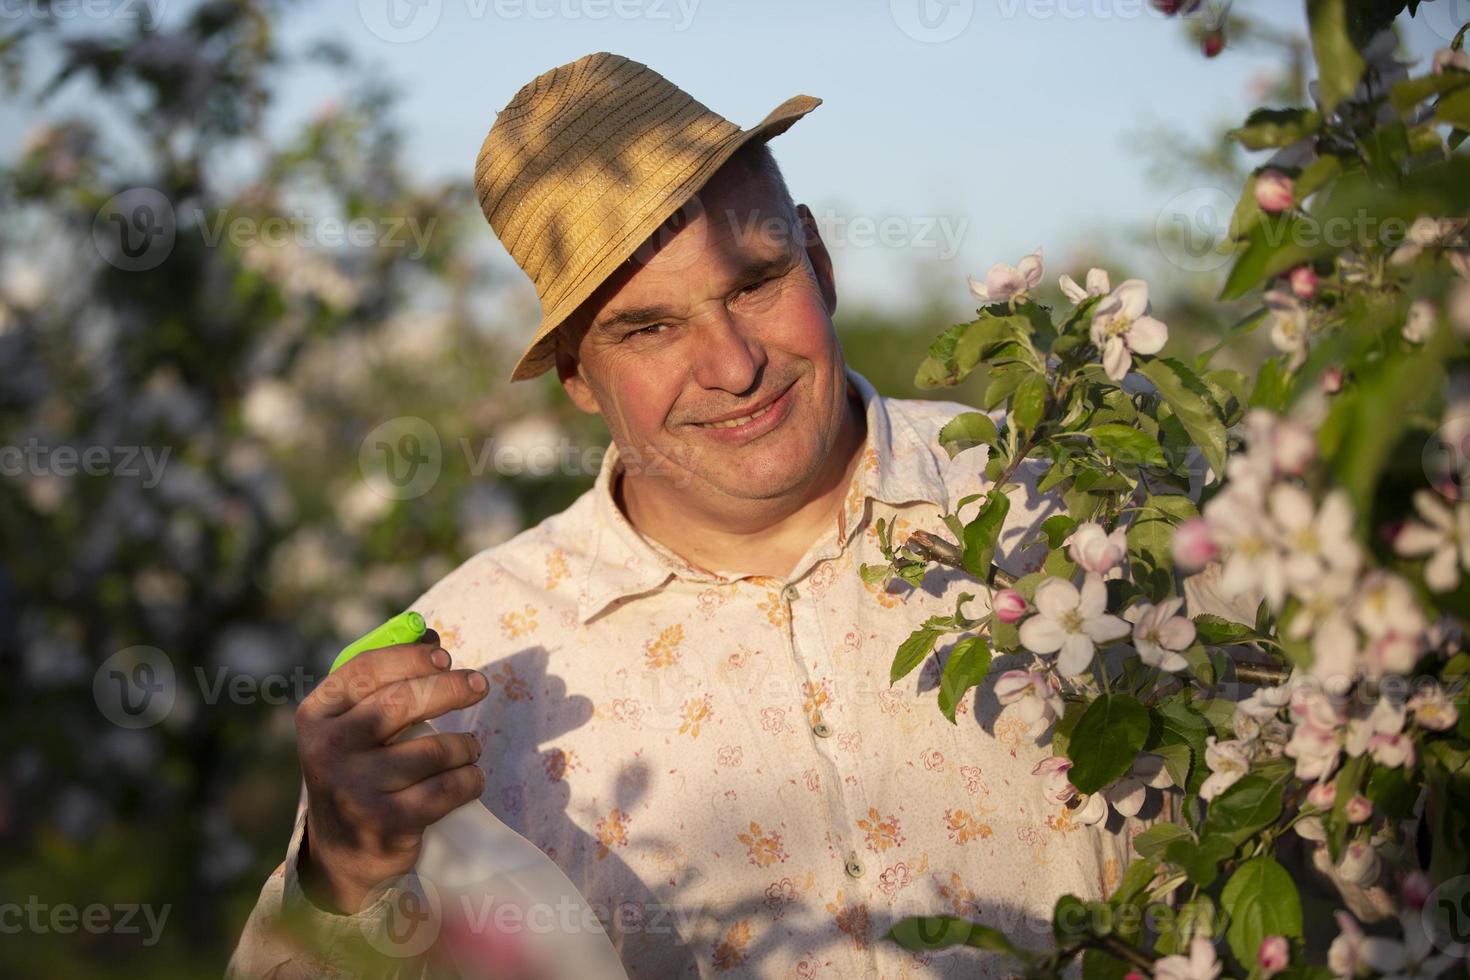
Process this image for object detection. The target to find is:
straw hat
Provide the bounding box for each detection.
[473,51,821,382]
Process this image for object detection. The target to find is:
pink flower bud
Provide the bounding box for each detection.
[1345,794,1373,824]
[1271,419,1316,476]
[1202,29,1225,58]
[1320,365,1343,394]
[1171,518,1217,572]
[1401,869,1434,909]
[1306,780,1337,809]
[993,588,1027,624]
[1255,170,1294,213]
[1288,266,1319,300]
[1258,935,1290,977]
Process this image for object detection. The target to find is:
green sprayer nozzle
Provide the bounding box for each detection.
[330,610,427,674]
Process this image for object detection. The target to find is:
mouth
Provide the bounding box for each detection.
[685,381,797,443]
[691,382,793,429]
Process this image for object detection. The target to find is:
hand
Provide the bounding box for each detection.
[295,630,490,914]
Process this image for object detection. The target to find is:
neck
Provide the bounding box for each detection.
[616,383,867,580]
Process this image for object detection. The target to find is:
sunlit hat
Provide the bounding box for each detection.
[474,51,821,382]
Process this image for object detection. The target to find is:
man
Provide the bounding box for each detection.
[228,52,1134,979]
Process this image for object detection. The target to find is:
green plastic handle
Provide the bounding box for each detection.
[330,610,427,674]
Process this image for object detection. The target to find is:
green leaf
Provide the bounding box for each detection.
[890,627,941,686]
[1042,514,1077,549]
[1229,107,1322,150]
[1138,358,1228,481]
[1193,614,1258,645]
[938,411,998,459]
[1203,773,1284,844]
[1088,423,1166,468]
[1133,823,1193,862]
[1219,214,1322,301]
[1155,743,1194,790]
[1067,695,1151,794]
[1081,949,1131,980]
[1293,154,1343,201]
[1437,86,1470,130]
[938,636,992,724]
[887,915,1021,955]
[1221,857,1303,964]
[1166,835,1234,888]
[1392,72,1470,114]
[962,489,1011,579]
[1012,373,1048,435]
[1307,0,1366,115]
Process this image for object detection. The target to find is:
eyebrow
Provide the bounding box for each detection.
[592,254,795,336]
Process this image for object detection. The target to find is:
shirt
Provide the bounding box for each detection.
[227,366,1144,980]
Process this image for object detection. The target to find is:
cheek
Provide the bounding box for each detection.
[605,370,682,435]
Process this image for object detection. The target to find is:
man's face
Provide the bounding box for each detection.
[556,155,847,503]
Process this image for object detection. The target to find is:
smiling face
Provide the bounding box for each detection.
[554,144,853,510]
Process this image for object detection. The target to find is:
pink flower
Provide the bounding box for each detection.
[1368,732,1416,768]
[1409,684,1460,731]
[1171,518,1217,572]
[1345,794,1373,824]
[994,669,1064,735]
[1335,840,1382,886]
[1089,279,1169,381]
[1199,735,1251,800]
[1123,598,1196,672]
[1320,365,1344,394]
[1258,935,1289,977]
[1401,869,1434,909]
[992,588,1027,624]
[1255,170,1295,213]
[1288,266,1319,299]
[1018,575,1131,676]
[1306,780,1337,809]
[1433,47,1470,75]
[968,248,1043,305]
[1067,522,1128,577]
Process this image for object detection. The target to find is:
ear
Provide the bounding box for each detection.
[554,323,602,415]
[796,203,837,318]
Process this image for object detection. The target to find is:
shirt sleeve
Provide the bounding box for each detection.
[224,786,428,980]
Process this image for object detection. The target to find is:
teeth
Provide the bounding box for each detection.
[699,400,775,429]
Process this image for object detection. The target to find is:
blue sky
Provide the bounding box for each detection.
[2,0,1458,313]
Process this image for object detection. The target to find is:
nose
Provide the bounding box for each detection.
[690,306,766,397]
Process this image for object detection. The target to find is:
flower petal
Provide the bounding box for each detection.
[1019,616,1066,655]
[1033,577,1080,618]
[1056,633,1096,676]
[1125,315,1168,355]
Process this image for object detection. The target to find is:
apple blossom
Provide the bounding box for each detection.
[1402,299,1437,344]
[1171,517,1217,572]
[1362,630,1424,681]
[1101,754,1173,818]
[1264,289,1310,367]
[1269,416,1318,476]
[1067,522,1127,577]
[1258,936,1290,977]
[1390,217,1466,266]
[1272,485,1361,589]
[1199,735,1252,800]
[1089,279,1169,381]
[1153,935,1222,980]
[1306,779,1337,809]
[1344,794,1372,824]
[1255,169,1294,213]
[994,669,1064,735]
[1408,683,1460,731]
[968,247,1043,305]
[1433,46,1470,74]
[992,588,1028,624]
[1018,575,1131,676]
[1351,909,1460,980]
[1031,755,1108,824]
[1205,483,1289,608]
[1321,364,1344,394]
[1393,490,1470,592]
[1401,870,1434,909]
[1335,840,1382,887]
[1355,571,1427,640]
[1058,267,1110,304]
[1328,911,1370,978]
[1201,30,1225,58]
[1288,265,1319,299]
[1123,597,1196,672]
[1285,719,1341,780]
[1345,698,1406,758]
[1369,732,1416,768]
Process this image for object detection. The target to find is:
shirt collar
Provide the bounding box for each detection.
[575,365,951,623]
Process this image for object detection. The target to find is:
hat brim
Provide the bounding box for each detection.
[507,93,822,383]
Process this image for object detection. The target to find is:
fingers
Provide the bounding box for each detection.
[346,668,490,745]
[302,641,453,720]
[390,759,486,828]
[373,731,483,792]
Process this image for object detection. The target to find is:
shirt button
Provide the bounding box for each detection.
[811,720,833,738]
[782,584,799,602]
[844,853,865,878]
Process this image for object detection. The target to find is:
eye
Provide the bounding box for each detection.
[738,276,778,297]
[625,323,669,340]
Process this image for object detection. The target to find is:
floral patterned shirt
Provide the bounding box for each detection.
[228,367,1142,980]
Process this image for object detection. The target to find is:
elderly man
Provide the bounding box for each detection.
[228,52,1135,979]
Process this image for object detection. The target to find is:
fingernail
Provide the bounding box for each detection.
[470,734,482,759]
[467,671,488,692]
[430,648,451,670]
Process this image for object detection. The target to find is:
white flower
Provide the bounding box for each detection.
[1328,911,1370,978]
[1199,735,1251,800]
[1345,698,1406,758]
[994,669,1065,736]
[1285,720,1341,780]
[1059,267,1111,303]
[1355,571,1427,640]
[1101,753,1173,818]
[1409,683,1460,731]
[1089,279,1169,381]
[1067,522,1128,577]
[1154,935,1222,980]
[1391,217,1465,266]
[1265,289,1310,368]
[1369,732,1416,768]
[1205,483,1287,608]
[1394,490,1470,592]
[1123,598,1196,672]
[1403,299,1438,344]
[1335,840,1382,887]
[968,247,1043,305]
[1433,46,1470,74]
[1018,575,1131,676]
[1272,485,1361,590]
[1360,910,1460,980]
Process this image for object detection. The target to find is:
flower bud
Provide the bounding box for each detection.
[1401,869,1434,909]
[1306,780,1337,809]
[1271,419,1316,476]
[1288,266,1319,300]
[1258,935,1289,977]
[1255,170,1294,213]
[1335,840,1382,886]
[993,589,1027,624]
[1202,29,1225,58]
[1171,518,1217,572]
[1345,794,1373,824]
[1320,365,1343,394]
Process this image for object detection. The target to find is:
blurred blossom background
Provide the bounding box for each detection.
[0,0,1454,974]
